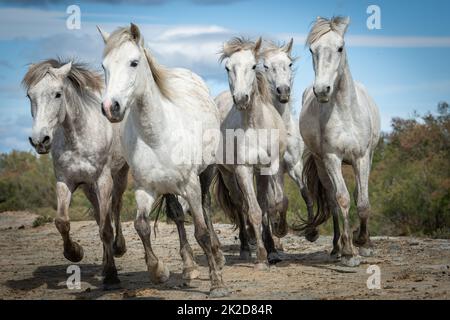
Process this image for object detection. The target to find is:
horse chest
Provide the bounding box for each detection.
[54,150,105,183]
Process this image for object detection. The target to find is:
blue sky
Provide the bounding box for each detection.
[0,0,449,152]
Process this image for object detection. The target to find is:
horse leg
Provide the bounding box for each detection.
[288,162,315,234]
[95,170,120,289]
[219,169,251,259]
[134,189,169,283]
[165,194,199,280]
[81,184,107,271]
[315,160,342,258]
[323,155,359,267]
[352,154,373,257]
[111,164,129,257]
[184,175,228,298]
[235,166,268,269]
[257,174,281,265]
[200,166,226,269]
[55,181,84,263]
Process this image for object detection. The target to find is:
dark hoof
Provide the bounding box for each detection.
[268,252,282,265]
[210,287,230,298]
[113,236,127,258]
[103,276,121,291]
[63,242,84,263]
[305,228,319,242]
[239,250,251,260]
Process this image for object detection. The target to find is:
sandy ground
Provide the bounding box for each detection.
[0,211,449,300]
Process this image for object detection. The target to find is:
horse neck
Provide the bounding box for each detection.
[60,93,92,145]
[330,56,358,115]
[243,92,267,129]
[273,98,291,124]
[129,64,167,145]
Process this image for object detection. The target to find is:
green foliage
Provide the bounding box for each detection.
[0,103,449,238]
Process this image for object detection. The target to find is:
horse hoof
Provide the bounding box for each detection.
[209,287,230,298]
[150,261,170,284]
[340,255,361,267]
[305,228,319,242]
[239,250,251,260]
[255,262,269,271]
[182,267,200,280]
[215,250,226,269]
[358,246,374,257]
[63,242,84,263]
[113,236,127,258]
[268,252,282,265]
[103,273,121,291]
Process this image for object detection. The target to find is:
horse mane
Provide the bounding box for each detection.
[103,26,172,100]
[261,40,297,62]
[22,58,103,94]
[255,70,272,105]
[219,36,261,62]
[306,16,348,46]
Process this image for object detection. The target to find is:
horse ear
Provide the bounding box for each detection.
[130,23,141,43]
[334,17,350,36]
[253,37,262,56]
[283,38,294,54]
[51,61,72,78]
[96,25,110,43]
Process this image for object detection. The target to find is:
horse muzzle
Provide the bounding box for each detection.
[29,136,51,154]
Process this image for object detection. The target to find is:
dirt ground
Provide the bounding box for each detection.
[0,211,449,300]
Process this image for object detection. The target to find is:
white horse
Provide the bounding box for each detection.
[214,37,287,267]
[300,17,381,267]
[260,39,315,240]
[23,59,128,288]
[97,24,228,297]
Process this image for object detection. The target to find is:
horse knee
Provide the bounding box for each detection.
[100,222,114,243]
[134,216,151,238]
[336,192,350,212]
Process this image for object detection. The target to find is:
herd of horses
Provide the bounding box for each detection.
[23,16,380,297]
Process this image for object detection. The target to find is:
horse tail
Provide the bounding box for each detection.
[213,170,245,230]
[150,194,185,238]
[298,151,332,242]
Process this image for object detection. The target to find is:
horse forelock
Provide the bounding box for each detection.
[103,26,172,101]
[219,37,260,63]
[306,16,348,46]
[261,40,296,62]
[22,58,103,95]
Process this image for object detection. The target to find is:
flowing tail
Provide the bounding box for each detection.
[150,194,185,238]
[213,170,246,230]
[299,151,332,242]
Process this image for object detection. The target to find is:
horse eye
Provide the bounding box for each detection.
[338,47,343,53]
[130,60,139,67]
[289,63,293,68]
[55,92,61,98]
[252,64,257,70]
[225,66,230,72]
[263,65,269,70]
[309,48,313,54]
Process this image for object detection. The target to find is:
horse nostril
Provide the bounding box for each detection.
[277,87,281,94]
[112,101,120,113]
[42,136,50,145]
[326,86,331,93]
[245,94,249,101]
[28,137,36,147]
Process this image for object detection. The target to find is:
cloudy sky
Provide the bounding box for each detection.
[0,0,449,152]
